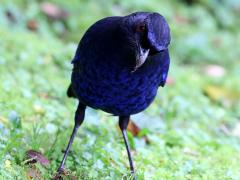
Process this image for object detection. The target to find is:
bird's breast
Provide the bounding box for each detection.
[72,58,162,116]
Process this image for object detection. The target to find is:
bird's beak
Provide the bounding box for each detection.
[133,47,149,72]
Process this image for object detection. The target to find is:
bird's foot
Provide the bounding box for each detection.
[53,168,64,180]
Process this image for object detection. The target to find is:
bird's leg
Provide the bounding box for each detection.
[56,103,86,176]
[119,116,136,180]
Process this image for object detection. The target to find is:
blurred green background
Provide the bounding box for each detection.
[0,0,240,179]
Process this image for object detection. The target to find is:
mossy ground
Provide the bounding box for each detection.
[1,0,240,179]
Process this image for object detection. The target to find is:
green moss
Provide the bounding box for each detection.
[0,0,240,179]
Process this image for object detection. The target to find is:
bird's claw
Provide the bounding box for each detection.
[53,168,64,180]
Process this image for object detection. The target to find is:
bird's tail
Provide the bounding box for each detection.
[67,84,76,98]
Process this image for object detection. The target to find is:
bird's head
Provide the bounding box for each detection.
[122,12,171,71]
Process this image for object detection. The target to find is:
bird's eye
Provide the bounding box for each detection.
[136,24,146,32]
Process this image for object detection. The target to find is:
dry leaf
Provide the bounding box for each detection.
[166,76,175,85]
[33,104,45,115]
[203,85,240,106]
[127,120,140,136]
[204,64,225,78]
[40,2,68,20]
[117,120,150,144]
[26,168,42,180]
[174,15,189,25]
[38,92,49,99]
[26,150,50,166]
[53,169,77,180]
[27,20,38,31]
[203,85,229,103]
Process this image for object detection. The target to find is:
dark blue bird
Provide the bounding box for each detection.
[56,12,171,179]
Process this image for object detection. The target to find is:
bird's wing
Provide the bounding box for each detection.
[159,49,170,87]
[67,83,77,98]
[67,47,82,99]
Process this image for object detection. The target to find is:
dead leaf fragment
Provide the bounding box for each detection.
[33,104,45,115]
[38,92,49,99]
[166,76,175,85]
[40,2,68,20]
[26,150,50,166]
[203,85,240,106]
[53,169,77,180]
[174,14,189,25]
[204,64,225,78]
[27,20,38,31]
[127,120,140,136]
[204,85,227,101]
[118,120,150,144]
[26,168,41,180]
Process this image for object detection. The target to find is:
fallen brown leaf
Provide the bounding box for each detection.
[27,20,38,31]
[127,120,140,136]
[203,85,240,106]
[204,85,228,101]
[38,92,50,99]
[127,120,150,144]
[26,150,50,166]
[174,14,189,25]
[53,169,77,180]
[26,167,42,180]
[40,2,68,20]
